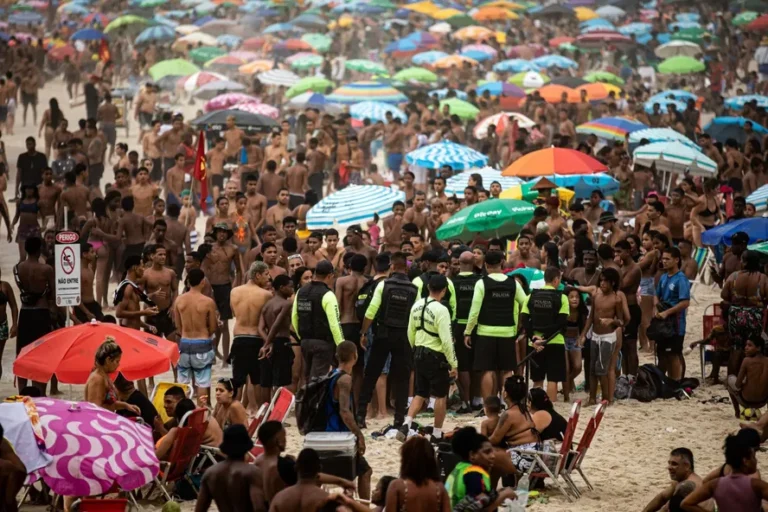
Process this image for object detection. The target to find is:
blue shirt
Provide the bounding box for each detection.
[656,271,691,336]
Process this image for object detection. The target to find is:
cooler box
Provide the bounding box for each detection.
[304,432,357,481]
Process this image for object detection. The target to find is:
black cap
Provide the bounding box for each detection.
[731,231,750,245]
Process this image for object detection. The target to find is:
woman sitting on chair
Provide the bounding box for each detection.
[212,378,248,429]
[155,398,223,460]
[84,338,141,416]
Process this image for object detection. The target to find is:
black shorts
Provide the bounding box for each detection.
[260,337,295,388]
[453,323,473,372]
[151,158,163,183]
[473,335,517,372]
[17,308,52,355]
[529,343,567,383]
[230,335,263,389]
[21,92,37,107]
[89,163,104,188]
[625,303,641,342]
[145,308,176,337]
[211,282,233,320]
[414,347,451,398]
[122,243,144,271]
[342,323,363,370]
[212,174,225,190]
[73,301,104,324]
[289,194,304,210]
[656,334,684,356]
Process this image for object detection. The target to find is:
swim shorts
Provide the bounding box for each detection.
[178,338,216,389]
[589,331,618,378]
[386,152,403,173]
[230,335,263,389]
[211,282,233,320]
[73,301,104,324]
[639,277,655,297]
[260,337,295,388]
[342,323,364,370]
[145,307,176,337]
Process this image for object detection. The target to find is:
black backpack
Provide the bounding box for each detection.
[295,370,343,435]
[631,364,683,402]
[355,277,382,322]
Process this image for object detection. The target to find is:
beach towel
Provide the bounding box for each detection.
[0,402,52,474]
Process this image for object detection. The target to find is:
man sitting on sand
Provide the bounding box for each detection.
[727,337,768,419]
[642,448,703,512]
[195,424,265,512]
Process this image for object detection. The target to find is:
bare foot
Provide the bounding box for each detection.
[587,399,596,406]
[375,412,388,420]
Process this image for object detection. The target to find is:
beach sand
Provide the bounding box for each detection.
[2,79,754,511]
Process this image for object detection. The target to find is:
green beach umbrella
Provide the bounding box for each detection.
[508,71,549,88]
[439,98,480,121]
[285,76,334,98]
[10,4,35,11]
[139,0,165,7]
[189,46,226,65]
[301,33,331,52]
[436,199,535,241]
[670,27,716,45]
[447,14,475,28]
[749,241,768,254]
[149,59,200,80]
[104,15,150,33]
[734,11,759,26]
[289,54,323,71]
[393,67,438,83]
[583,71,625,86]
[345,59,388,74]
[658,55,705,75]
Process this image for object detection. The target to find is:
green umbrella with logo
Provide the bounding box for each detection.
[436,199,535,242]
[733,11,759,26]
[189,46,226,65]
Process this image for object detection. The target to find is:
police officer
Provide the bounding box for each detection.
[464,250,528,400]
[399,274,457,442]
[291,260,344,381]
[520,266,570,402]
[357,252,417,428]
[452,251,482,414]
[412,250,457,320]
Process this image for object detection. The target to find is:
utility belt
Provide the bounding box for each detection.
[414,346,450,369]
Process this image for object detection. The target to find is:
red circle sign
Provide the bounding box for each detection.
[56,231,79,244]
[60,246,76,275]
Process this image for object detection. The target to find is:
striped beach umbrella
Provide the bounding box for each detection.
[725,95,768,109]
[345,59,388,74]
[493,59,540,73]
[134,25,175,44]
[256,69,301,86]
[306,185,405,230]
[633,141,717,176]
[412,50,448,65]
[232,102,280,119]
[628,128,700,149]
[326,81,407,105]
[286,92,342,113]
[406,140,488,170]
[350,101,407,123]
[473,112,535,138]
[238,60,273,75]
[576,117,647,141]
[444,167,523,197]
[746,184,768,212]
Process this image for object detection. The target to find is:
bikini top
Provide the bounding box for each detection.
[19,200,39,214]
[500,407,540,448]
[699,199,718,217]
[731,271,765,304]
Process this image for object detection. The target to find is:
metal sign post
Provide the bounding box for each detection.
[55,230,81,328]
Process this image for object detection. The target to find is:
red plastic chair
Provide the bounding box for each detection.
[79,498,128,511]
[514,400,581,502]
[152,426,204,502]
[250,387,295,459]
[563,400,607,495]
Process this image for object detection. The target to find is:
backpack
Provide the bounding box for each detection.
[631,364,683,402]
[295,370,343,435]
[614,375,632,400]
[630,366,658,402]
[355,277,381,323]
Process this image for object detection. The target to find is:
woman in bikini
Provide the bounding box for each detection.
[638,231,659,353]
[721,250,768,374]
[37,98,64,159]
[211,378,248,429]
[488,376,540,484]
[384,436,450,511]
[11,184,40,261]
[84,338,141,415]
[82,198,120,310]
[691,178,724,248]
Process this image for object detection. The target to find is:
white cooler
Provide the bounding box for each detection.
[304,432,357,480]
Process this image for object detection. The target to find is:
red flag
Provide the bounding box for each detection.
[98,39,110,62]
[194,130,208,210]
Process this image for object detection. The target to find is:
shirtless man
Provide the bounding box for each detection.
[262,133,288,175]
[569,249,601,289]
[115,255,158,333]
[268,449,333,512]
[259,274,297,394]
[140,245,178,344]
[113,168,132,198]
[615,240,642,378]
[117,196,151,271]
[344,225,376,275]
[73,244,104,324]
[645,201,672,241]
[257,160,286,208]
[665,188,687,245]
[203,224,242,365]
[174,268,218,401]
[638,231,659,353]
[205,196,233,235]
[382,201,405,253]
[285,152,309,211]
[679,240,699,280]
[403,191,428,235]
[580,268,629,405]
[145,198,166,232]
[244,173,267,233]
[194,424,265,512]
[335,253,368,403]
[37,168,59,231]
[97,92,119,162]
[506,233,541,268]
[384,118,405,178]
[165,153,185,208]
[165,204,190,278]
[141,120,163,182]
[155,116,184,175]
[318,229,345,272]
[558,108,576,141]
[134,83,157,133]
[545,196,568,240]
[57,170,89,228]
[642,448,702,512]
[305,137,326,199]
[206,138,227,201]
[266,188,291,238]
[85,120,106,191]
[223,115,245,161]
[597,212,625,247]
[584,191,604,225]
[261,242,287,280]
[727,337,768,419]
[130,168,159,217]
[300,232,323,269]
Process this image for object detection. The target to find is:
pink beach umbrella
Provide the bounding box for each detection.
[286,51,318,64]
[181,71,227,92]
[204,92,260,112]
[27,398,159,495]
[233,101,280,119]
[227,51,260,61]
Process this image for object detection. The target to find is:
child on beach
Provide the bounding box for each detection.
[480,396,502,438]
[727,337,768,419]
[371,475,395,512]
[687,325,731,384]
[178,190,198,247]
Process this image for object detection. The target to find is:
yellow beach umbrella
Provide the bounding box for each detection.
[481,1,525,10]
[238,59,273,75]
[500,184,575,206]
[403,1,441,15]
[472,7,519,21]
[432,8,464,20]
[574,7,598,21]
[434,54,479,68]
[454,25,494,41]
[496,31,507,44]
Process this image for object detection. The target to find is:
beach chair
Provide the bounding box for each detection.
[562,400,607,494]
[79,498,128,511]
[700,303,724,379]
[511,400,582,502]
[250,387,296,459]
[180,407,220,471]
[150,382,193,423]
[150,426,204,502]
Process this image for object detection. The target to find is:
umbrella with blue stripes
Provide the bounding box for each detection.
[644,98,688,114]
[412,51,448,65]
[725,95,768,109]
[306,185,405,230]
[628,128,700,149]
[633,141,718,176]
[532,173,620,198]
[326,82,407,105]
[618,22,652,35]
[747,184,768,212]
[406,140,488,171]
[444,167,522,198]
[135,25,175,44]
[532,55,577,69]
[350,101,407,123]
[493,59,540,73]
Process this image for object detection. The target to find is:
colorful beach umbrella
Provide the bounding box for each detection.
[724,95,768,109]
[493,59,540,73]
[502,147,607,177]
[655,40,702,58]
[633,141,717,176]
[350,101,407,123]
[412,50,449,65]
[444,167,523,197]
[286,92,341,112]
[306,185,404,230]
[285,76,334,98]
[576,117,647,141]
[746,184,768,212]
[508,71,549,88]
[204,92,258,111]
[257,69,301,86]
[104,14,149,33]
[436,199,535,242]
[149,58,200,80]
[701,218,768,246]
[233,101,280,119]
[134,25,175,44]
[327,81,408,105]
[393,67,438,83]
[188,46,226,64]
[345,59,388,74]
[536,173,620,198]
[583,71,624,86]
[703,116,768,145]
[289,54,323,70]
[473,112,535,138]
[628,128,700,149]
[476,82,525,98]
[406,140,488,170]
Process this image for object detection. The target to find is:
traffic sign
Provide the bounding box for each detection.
[55,231,81,307]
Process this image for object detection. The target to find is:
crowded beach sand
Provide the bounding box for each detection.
[0,77,754,512]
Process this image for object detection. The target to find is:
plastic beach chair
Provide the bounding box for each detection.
[251,387,295,459]
[562,400,607,495]
[150,382,193,423]
[700,303,724,379]
[151,426,204,502]
[79,499,128,511]
[180,407,220,470]
[512,400,581,502]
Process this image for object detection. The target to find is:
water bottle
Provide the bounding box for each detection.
[505,474,530,512]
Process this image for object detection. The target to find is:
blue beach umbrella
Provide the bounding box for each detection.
[350,101,407,123]
[636,32,670,45]
[618,22,652,35]
[644,98,687,114]
[676,12,700,22]
[628,128,700,149]
[532,173,620,198]
[701,218,768,246]
[217,34,242,48]
[135,25,175,44]
[648,90,698,104]
[703,116,768,145]
[669,21,700,31]
[306,185,405,230]
[428,88,468,100]
[412,51,448,65]
[406,140,488,170]
[71,28,106,41]
[746,184,768,212]
[59,3,89,14]
[532,55,577,69]
[263,22,300,34]
[725,95,768,109]
[445,167,522,197]
[493,59,541,73]
[8,12,43,24]
[461,50,493,62]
